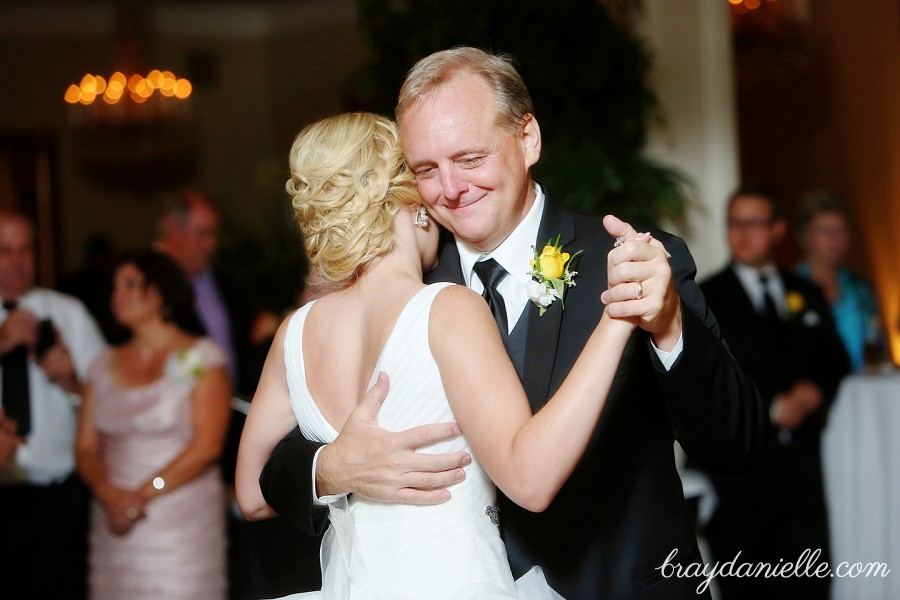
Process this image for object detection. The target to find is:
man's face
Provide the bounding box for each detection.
[727,195,785,268]
[164,202,220,277]
[0,216,35,299]
[399,73,541,253]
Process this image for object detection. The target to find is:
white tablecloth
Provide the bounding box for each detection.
[822,370,900,599]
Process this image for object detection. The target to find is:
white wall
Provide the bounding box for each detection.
[638,0,739,279]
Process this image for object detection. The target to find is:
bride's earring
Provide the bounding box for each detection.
[413,206,430,228]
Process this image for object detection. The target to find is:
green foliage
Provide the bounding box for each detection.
[215,158,309,318]
[351,0,689,226]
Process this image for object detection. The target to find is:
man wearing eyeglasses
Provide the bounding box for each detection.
[696,184,850,599]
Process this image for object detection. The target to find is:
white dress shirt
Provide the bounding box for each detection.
[1,287,106,485]
[732,262,787,319]
[458,187,546,335]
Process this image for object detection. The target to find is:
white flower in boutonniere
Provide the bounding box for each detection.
[527,235,582,316]
[165,347,206,382]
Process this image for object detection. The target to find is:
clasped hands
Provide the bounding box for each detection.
[96,481,149,536]
[314,215,681,504]
[771,380,822,430]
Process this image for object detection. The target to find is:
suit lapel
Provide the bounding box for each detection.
[425,230,465,285]
[722,264,758,318]
[521,196,575,411]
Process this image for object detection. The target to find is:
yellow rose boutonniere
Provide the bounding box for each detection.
[527,235,582,316]
[786,291,806,317]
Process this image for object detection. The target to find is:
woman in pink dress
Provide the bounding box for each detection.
[75,250,232,600]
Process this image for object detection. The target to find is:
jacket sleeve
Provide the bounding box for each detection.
[259,427,330,535]
[652,234,769,473]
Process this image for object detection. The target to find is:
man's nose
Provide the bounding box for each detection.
[440,168,467,202]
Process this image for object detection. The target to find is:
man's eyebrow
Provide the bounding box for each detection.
[405,157,433,171]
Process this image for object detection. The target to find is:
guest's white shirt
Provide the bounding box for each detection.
[0,287,106,485]
[732,262,787,319]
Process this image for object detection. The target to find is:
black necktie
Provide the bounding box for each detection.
[473,259,509,338]
[2,300,31,436]
[758,274,781,325]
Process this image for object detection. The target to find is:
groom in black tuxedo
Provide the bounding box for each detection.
[696,186,849,599]
[260,47,766,599]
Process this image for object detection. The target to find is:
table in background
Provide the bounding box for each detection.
[822,369,900,600]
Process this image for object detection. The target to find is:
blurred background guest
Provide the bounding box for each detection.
[794,191,884,370]
[155,189,238,384]
[153,190,262,597]
[696,185,850,600]
[0,209,107,599]
[75,250,232,600]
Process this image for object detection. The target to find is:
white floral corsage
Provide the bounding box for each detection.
[527,235,582,316]
[165,347,206,382]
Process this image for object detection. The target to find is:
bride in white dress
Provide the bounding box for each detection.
[236,112,661,599]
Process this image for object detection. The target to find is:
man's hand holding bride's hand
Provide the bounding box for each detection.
[316,372,472,504]
[601,214,682,352]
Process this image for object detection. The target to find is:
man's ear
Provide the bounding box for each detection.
[521,113,541,169]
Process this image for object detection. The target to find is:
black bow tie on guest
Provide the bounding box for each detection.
[473,259,509,339]
[2,300,31,437]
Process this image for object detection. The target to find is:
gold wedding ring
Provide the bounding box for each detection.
[636,281,643,300]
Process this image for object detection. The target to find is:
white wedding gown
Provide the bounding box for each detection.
[278,283,563,600]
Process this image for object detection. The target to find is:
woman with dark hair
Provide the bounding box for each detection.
[75,250,232,599]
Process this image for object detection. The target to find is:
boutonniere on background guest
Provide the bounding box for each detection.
[166,347,207,382]
[786,290,806,317]
[785,290,822,327]
[526,235,582,316]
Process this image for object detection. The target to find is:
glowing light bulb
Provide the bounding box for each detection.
[174,79,192,100]
[64,84,81,104]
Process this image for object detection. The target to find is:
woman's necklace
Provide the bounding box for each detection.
[134,331,178,364]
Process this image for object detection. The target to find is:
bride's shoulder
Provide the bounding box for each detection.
[430,284,493,328]
[432,282,482,307]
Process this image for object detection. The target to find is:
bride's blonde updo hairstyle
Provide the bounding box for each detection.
[286,112,420,288]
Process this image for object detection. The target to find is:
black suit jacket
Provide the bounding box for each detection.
[260,195,767,599]
[698,265,849,493]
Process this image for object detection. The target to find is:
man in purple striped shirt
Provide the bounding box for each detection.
[156,190,238,382]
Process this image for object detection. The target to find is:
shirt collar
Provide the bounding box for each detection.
[733,261,778,283]
[457,184,545,290]
[732,261,784,313]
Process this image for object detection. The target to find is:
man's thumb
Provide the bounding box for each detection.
[359,371,390,419]
[603,214,637,240]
